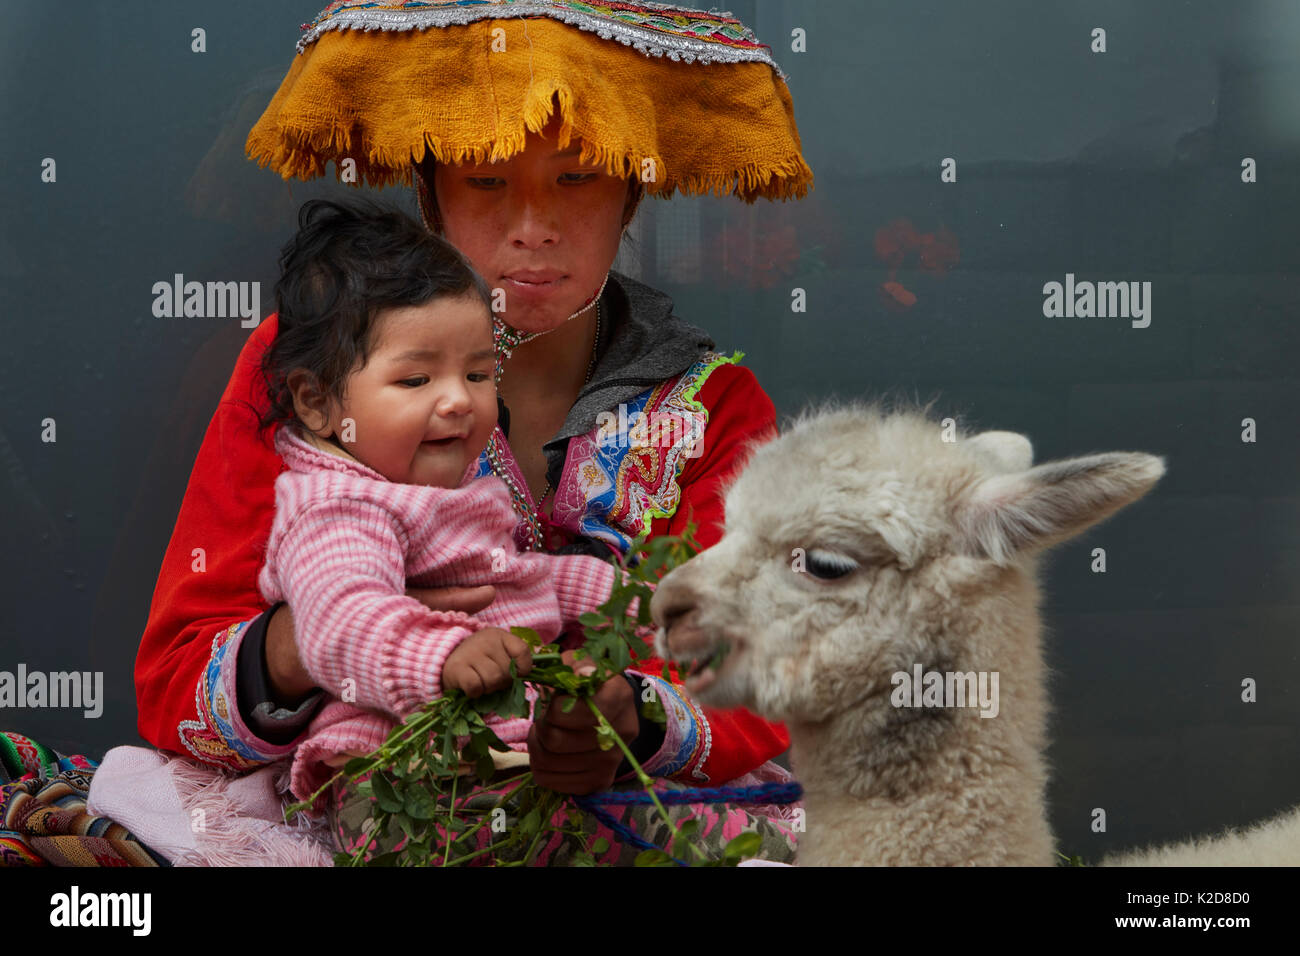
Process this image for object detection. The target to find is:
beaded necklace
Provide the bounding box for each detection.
[489,294,604,551]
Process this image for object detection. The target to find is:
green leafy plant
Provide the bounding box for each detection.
[285,523,764,867]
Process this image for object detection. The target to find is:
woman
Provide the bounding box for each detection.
[70,0,814,865]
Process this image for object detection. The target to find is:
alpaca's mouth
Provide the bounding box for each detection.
[676,641,732,695]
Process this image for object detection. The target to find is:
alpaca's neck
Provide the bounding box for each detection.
[788,694,1055,866]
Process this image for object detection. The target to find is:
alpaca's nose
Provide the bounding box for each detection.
[649,569,697,630]
[651,570,717,660]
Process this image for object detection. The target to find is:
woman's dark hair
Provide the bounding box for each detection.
[257,197,493,438]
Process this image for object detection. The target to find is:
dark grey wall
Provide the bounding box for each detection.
[1,1,1296,862]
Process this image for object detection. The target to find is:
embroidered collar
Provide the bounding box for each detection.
[539,270,716,483]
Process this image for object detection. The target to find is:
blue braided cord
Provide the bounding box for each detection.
[572,782,801,864]
[576,800,688,867]
[581,781,803,807]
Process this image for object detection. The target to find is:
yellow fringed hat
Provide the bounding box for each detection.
[245,0,813,202]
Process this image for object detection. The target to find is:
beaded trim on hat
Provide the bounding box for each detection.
[296,0,788,80]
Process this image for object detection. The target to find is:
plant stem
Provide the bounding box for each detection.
[583,697,708,864]
[443,771,458,866]
[442,841,507,867]
[520,790,560,865]
[347,812,385,867]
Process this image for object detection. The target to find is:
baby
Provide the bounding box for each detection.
[253,198,621,809]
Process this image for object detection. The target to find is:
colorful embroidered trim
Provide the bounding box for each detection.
[553,350,741,553]
[470,350,742,556]
[177,621,286,772]
[296,0,788,78]
[639,674,711,781]
[623,349,741,542]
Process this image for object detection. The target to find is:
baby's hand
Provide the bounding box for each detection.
[442,627,533,698]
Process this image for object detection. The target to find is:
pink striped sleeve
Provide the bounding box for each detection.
[547,554,619,625]
[272,494,482,719]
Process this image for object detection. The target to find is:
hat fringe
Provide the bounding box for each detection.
[250,108,814,202]
[245,18,814,201]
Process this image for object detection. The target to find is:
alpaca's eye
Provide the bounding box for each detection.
[805,549,859,580]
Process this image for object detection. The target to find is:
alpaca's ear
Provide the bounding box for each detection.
[964,431,1033,473]
[956,452,1165,566]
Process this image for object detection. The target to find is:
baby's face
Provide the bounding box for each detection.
[326,294,497,487]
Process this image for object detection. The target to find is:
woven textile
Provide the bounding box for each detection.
[0,731,169,867]
[246,0,812,200]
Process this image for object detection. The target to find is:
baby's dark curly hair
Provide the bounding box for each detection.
[257,197,492,438]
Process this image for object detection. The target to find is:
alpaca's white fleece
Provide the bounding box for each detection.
[651,400,1300,866]
[1102,804,1300,867]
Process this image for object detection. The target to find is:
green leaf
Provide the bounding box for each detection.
[520,807,543,836]
[589,837,610,855]
[510,626,543,647]
[393,812,418,839]
[496,679,527,720]
[405,841,431,866]
[639,694,667,727]
[634,547,670,577]
[634,848,675,867]
[723,831,762,860]
[553,672,581,694]
[403,785,439,820]
[471,688,510,714]
[343,757,372,776]
[602,590,632,619]
[370,773,403,813]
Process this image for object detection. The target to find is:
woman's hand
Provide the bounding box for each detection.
[527,650,639,795]
[264,585,498,706]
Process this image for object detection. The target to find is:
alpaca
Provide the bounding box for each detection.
[651,401,1296,866]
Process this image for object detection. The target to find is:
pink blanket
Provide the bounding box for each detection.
[86,746,334,866]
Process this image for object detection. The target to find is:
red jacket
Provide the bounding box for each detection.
[135,274,788,784]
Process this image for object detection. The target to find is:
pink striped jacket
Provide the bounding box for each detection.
[257,426,618,806]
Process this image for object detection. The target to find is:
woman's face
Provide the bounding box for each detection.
[432,122,632,334]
